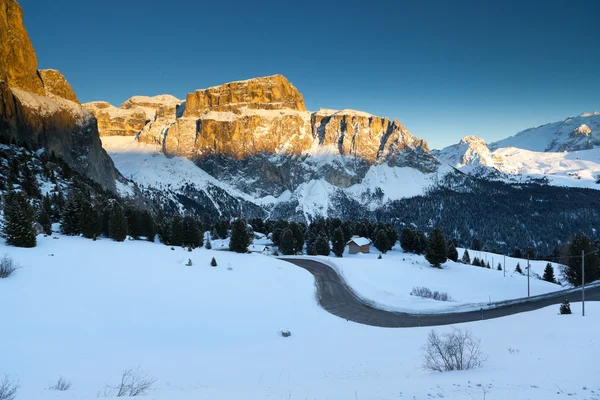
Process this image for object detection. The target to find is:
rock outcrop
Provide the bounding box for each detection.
[183,74,306,116]
[0,0,118,192]
[435,136,501,168]
[38,69,79,103]
[121,94,182,120]
[83,101,147,137]
[0,0,44,95]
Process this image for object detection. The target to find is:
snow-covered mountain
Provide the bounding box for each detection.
[436,113,600,189]
[490,112,600,152]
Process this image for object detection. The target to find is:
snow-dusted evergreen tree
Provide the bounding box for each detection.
[401,227,415,253]
[140,211,156,242]
[542,263,556,283]
[414,231,428,255]
[79,195,100,239]
[38,195,52,235]
[210,257,217,267]
[182,216,201,248]
[108,203,127,242]
[278,228,295,255]
[61,194,81,235]
[563,233,600,286]
[289,222,305,254]
[559,298,571,315]
[332,228,345,257]
[374,229,391,254]
[170,216,183,246]
[447,241,459,262]
[515,263,523,274]
[229,218,249,253]
[315,235,330,256]
[21,162,40,198]
[461,249,471,264]
[497,263,502,271]
[426,228,447,268]
[3,191,36,247]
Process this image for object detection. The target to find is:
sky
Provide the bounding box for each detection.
[19,0,600,149]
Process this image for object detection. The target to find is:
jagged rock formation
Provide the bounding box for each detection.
[0,0,118,192]
[121,94,182,120]
[38,69,79,103]
[0,0,44,95]
[83,101,148,137]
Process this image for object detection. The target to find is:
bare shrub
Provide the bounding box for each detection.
[100,367,156,397]
[48,376,72,391]
[0,376,19,400]
[410,286,453,302]
[422,328,486,372]
[0,255,18,279]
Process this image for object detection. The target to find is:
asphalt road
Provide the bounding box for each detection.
[281,258,600,328]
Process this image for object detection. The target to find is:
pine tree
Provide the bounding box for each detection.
[563,233,600,286]
[515,263,523,274]
[216,217,230,239]
[61,194,81,235]
[211,257,217,267]
[486,261,491,269]
[229,218,250,253]
[426,228,447,268]
[374,229,391,254]
[170,217,183,246]
[205,237,212,249]
[289,222,305,254]
[307,241,317,256]
[79,195,100,239]
[497,263,502,271]
[279,228,295,255]
[315,235,330,256]
[472,256,480,266]
[3,191,36,247]
[512,248,523,258]
[471,238,482,251]
[461,249,471,264]
[447,241,459,262]
[182,216,201,248]
[21,163,40,198]
[140,211,156,241]
[108,203,128,242]
[400,227,415,253]
[331,228,345,257]
[414,231,428,255]
[542,263,556,283]
[559,298,571,315]
[38,195,52,235]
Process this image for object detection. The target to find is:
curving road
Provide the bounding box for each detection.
[281,258,600,328]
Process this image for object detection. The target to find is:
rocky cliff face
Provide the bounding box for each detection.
[83,101,148,137]
[0,0,118,192]
[38,69,79,103]
[435,136,500,168]
[0,0,44,95]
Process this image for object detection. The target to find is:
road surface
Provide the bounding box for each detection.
[281,258,600,328]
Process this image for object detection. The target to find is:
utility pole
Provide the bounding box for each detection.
[582,249,585,317]
[527,255,530,297]
[503,255,506,278]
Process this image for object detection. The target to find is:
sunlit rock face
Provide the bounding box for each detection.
[83,101,148,137]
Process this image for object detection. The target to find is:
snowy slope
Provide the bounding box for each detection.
[1,234,599,400]
[490,111,600,152]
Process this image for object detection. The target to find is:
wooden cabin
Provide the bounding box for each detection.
[347,237,371,254]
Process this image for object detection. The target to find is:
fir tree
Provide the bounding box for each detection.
[472,256,480,266]
[461,249,471,264]
[486,261,491,269]
[140,211,156,241]
[108,203,128,242]
[307,241,317,256]
[497,263,502,271]
[447,241,459,262]
[515,263,523,274]
[216,217,230,239]
[562,233,600,286]
[315,235,330,256]
[38,196,52,235]
[426,228,447,268]
[182,216,201,248]
[79,195,100,239]
[61,194,81,235]
[512,248,523,258]
[374,229,391,254]
[211,257,217,267]
[542,263,556,283]
[279,228,295,255]
[205,237,212,249]
[229,218,250,253]
[400,227,415,253]
[170,217,183,246]
[3,191,36,247]
[414,231,428,255]
[331,227,345,257]
[289,222,305,254]
[471,238,482,251]
[559,298,571,315]
[21,163,40,198]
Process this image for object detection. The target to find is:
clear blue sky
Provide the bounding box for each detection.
[19,0,600,149]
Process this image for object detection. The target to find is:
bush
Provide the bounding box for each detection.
[281,330,291,337]
[410,286,453,302]
[210,257,217,267]
[422,329,486,372]
[0,255,18,279]
[560,298,572,315]
[48,376,72,391]
[0,376,19,400]
[99,368,155,397]
[185,259,192,266]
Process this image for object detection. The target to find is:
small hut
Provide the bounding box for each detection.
[347,237,371,254]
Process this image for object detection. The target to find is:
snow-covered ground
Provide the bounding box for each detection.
[315,245,564,313]
[2,235,599,400]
